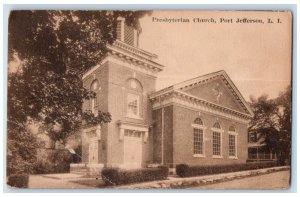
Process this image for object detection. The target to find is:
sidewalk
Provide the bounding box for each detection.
[28,166,289,189]
[29,173,105,189]
[116,166,290,189]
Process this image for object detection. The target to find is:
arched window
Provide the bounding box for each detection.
[192,117,205,156]
[125,78,143,118]
[194,117,203,125]
[213,122,221,129]
[212,122,222,157]
[229,125,236,132]
[228,125,237,158]
[90,80,99,114]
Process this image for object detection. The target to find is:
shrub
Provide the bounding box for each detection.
[32,150,73,174]
[176,161,277,177]
[101,166,169,185]
[176,164,189,177]
[7,173,29,188]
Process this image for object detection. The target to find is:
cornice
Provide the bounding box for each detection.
[150,70,254,117]
[107,40,164,71]
[150,90,252,123]
[82,40,164,79]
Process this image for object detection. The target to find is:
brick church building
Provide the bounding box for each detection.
[77,17,254,174]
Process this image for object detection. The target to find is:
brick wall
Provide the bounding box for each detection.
[173,104,248,166]
[81,62,110,164]
[152,106,173,166]
[106,60,156,167]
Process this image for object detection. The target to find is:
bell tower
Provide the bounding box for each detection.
[116,17,139,47]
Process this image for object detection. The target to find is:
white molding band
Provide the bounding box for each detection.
[211,127,224,133]
[151,91,251,124]
[228,131,238,135]
[118,122,149,142]
[191,124,207,130]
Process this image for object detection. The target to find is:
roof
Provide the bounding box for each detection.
[150,70,254,117]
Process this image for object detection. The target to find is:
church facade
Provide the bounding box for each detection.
[79,18,253,173]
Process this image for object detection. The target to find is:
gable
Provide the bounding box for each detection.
[179,75,249,114]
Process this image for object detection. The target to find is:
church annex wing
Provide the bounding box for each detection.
[150,70,254,123]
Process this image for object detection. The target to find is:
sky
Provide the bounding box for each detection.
[138,11,292,101]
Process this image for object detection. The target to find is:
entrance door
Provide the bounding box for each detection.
[89,139,98,163]
[124,130,142,169]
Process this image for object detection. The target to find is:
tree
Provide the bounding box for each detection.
[7,10,151,175]
[276,85,292,163]
[248,87,291,165]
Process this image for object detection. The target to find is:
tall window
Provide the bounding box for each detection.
[228,125,237,158]
[194,129,203,155]
[90,80,99,114]
[127,93,139,117]
[126,78,143,119]
[213,132,221,156]
[192,118,205,156]
[212,121,223,157]
[229,135,236,157]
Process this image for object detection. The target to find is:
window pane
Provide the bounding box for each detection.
[193,129,203,154]
[194,118,203,125]
[213,122,221,129]
[127,94,139,116]
[213,132,221,156]
[229,134,236,156]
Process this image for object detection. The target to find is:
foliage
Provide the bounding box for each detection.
[33,150,73,174]
[175,164,189,177]
[176,162,277,178]
[7,10,150,175]
[248,86,291,164]
[8,10,150,141]
[7,173,29,188]
[101,166,169,185]
[7,124,39,176]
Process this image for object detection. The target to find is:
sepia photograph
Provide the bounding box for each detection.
[6,9,292,190]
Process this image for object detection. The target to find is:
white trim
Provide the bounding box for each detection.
[212,155,223,159]
[175,90,251,118]
[126,93,140,118]
[169,70,253,117]
[212,129,223,158]
[192,127,206,157]
[119,124,148,132]
[193,154,206,158]
[211,127,224,133]
[153,101,249,125]
[228,131,238,159]
[191,124,207,130]
[133,29,138,47]
[120,19,125,42]
[118,122,149,142]
[151,92,251,124]
[82,45,163,80]
[228,131,238,135]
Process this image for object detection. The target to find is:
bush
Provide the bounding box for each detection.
[176,164,189,177]
[176,161,277,177]
[33,150,73,174]
[101,166,169,185]
[7,174,29,188]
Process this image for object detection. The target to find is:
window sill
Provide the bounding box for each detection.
[212,155,223,159]
[193,154,206,158]
[229,156,238,159]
